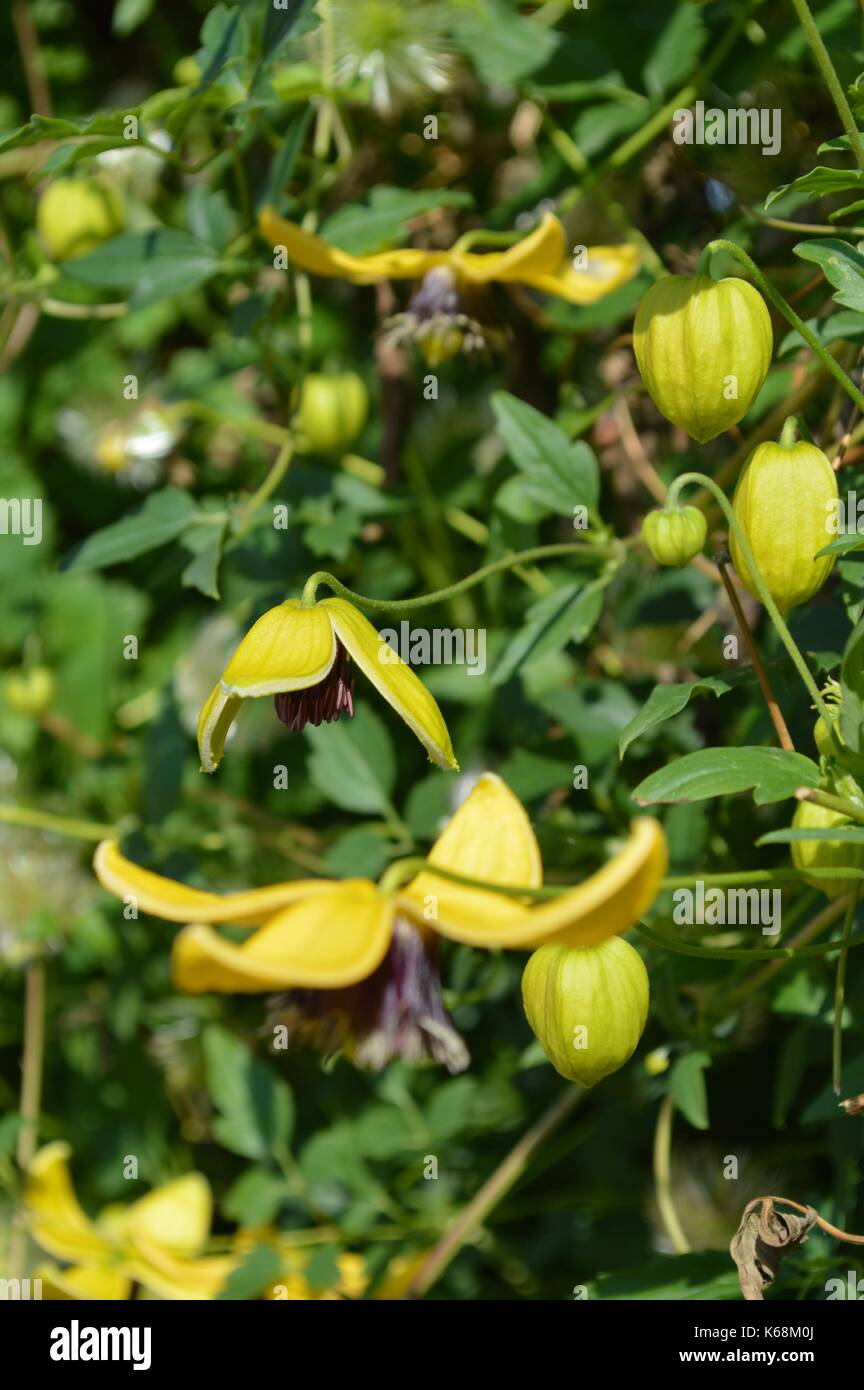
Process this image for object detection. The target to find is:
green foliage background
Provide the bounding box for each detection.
[0,0,863,1300]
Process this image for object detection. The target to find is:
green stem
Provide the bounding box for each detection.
[789,0,864,171]
[698,239,864,416]
[666,471,840,747]
[799,786,864,825]
[638,922,864,956]
[406,1087,583,1298]
[234,436,294,537]
[833,886,859,1092]
[0,803,116,840]
[636,920,864,960]
[165,399,290,447]
[302,542,617,609]
[661,868,838,889]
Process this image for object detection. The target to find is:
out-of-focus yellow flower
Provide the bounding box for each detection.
[25,1143,236,1300]
[94,775,666,1073]
[260,207,638,306]
[259,207,639,364]
[196,595,457,773]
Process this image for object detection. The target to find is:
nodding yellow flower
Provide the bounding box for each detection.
[94,774,667,1074]
[197,595,457,774]
[259,207,639,363]
[25,1143,237,1300]
[260,207,638,305]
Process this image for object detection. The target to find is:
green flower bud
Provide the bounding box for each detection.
[522,937,649,1088]
[730,439,837,615]
[633,274,772,443]
[790,781,864,899]
[641,505,707,567]
[297,373,369,455]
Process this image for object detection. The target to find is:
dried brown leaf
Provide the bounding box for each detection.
[730,1198,817,1300]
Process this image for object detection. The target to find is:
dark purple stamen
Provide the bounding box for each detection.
[274,641,355,733]
[264,921,470,1074]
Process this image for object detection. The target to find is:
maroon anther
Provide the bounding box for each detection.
[274,641,355,732]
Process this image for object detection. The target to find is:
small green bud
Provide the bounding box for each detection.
[641,505,707,567]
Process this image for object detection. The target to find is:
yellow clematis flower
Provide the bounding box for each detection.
[197,595,457,774]
[25,1142,237,1300]
[259,207,639,364]
[260,207,638,305]
[94,774,667,1073]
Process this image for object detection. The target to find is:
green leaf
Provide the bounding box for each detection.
[217,1244,282,1300]
[619,677,735,759]
[765,167,864,209]
[632,748,821,807]
[222,1168,292,1226]
[643,4,707,99]
[840,615,864,753]
[112,0,155,37]
[757,826,864,846]
[181,518,227,599]
[259,0,314,63]
[669,1051,710,1130]
[195,3,248,95]
[255,108,312,212]
[202,1024,294,1161]
[63,229,222,309]
[491,390,599,516]
[62,488,200,573]
[322,187,473,256]
[453,2,561,86]
[305,704,396,815]
[492,580,605,687]
[793,238,864,311]
[778,308,864,358]
[587,1252,739,1301]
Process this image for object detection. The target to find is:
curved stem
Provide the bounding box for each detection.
[833,886,859,1093]
[789,0,864,172]
[302,542,617,609]
[234,436,294,537]
[406,1087,583,1298]
[667,470,840,747]
[699,238,864,415]
[653,1094,690,1255]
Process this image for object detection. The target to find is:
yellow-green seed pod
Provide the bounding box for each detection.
[521,936,649,1088]
[790,796,864,899]
[297,373,369,455]
[633,274,772,443]
[730,439,838,614]
[37,177,125,262]
[642,505,707,567]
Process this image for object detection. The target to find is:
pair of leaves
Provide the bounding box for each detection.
[491,391,600,518]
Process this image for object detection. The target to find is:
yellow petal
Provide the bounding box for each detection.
[259,206,442,283]
[35,1263,132,1301]
[122,1173,211,1256]
[222,599,336,697]
[126,1244,237,1300]
[172,881,396,993]
[25,1142,110,1265]
[197,682,243,773]
[94,839,326,927]
[402,773,542,930]
[453,213,567,284]
[321,597,458,770]
[524,243,640,305]
[420,817,667,949]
